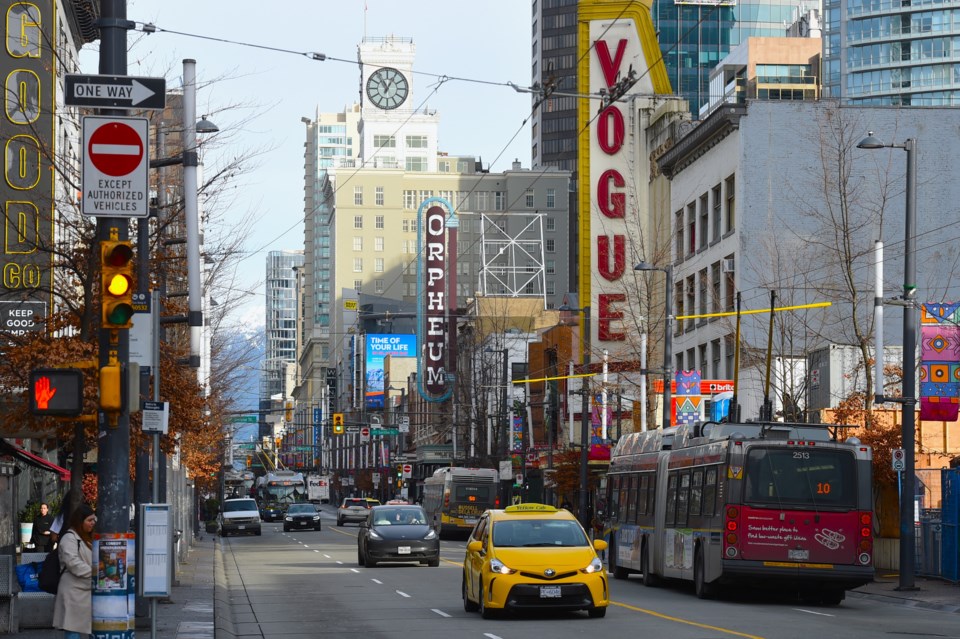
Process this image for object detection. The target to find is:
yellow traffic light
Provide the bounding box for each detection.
[99,363,122,412]
[333,413,344,434]
[100,240,135,329]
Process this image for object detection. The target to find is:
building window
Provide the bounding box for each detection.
[354,215,363,229]
[418,190,433,204]
[545,216,556,232]
[546,188,556,208]
[375,215,384,229]
[438,160,450,172]
[674,210,683,259]
[685,276,695,333]
[376,186,384,206]
[353,279,362,291]
[711,262,721,313]
[375,279,384,294]
[405,135,428,148]
[375,237,384,251]
[402,219,411,233]
[699,268,708,316]
[699,194,708,248]
[374,134,395,148]
[439,190,454,204]
[353,237,362,251]
[724,255,735,311]
[546,238,555,253]
[475,191,489,211]
[711,338,721,379]
[375,258,384,273]
[546,259,555,274]
[725,175,736,233]
[353,258,363,272]
[403,190,417,209]
[724,334,735,378]
[406,156,427,172]
[686,203,696,256]
[354,186,363,206]
[525,189,535,208]
[494,191,506,211]
[456,159,470,173]
[712,185,721,241]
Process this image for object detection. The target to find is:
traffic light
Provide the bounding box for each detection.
[333,413,344,434]
[99,363,122,412]
[396,463,403,480]
[100,240,135,328]
[29,368,83,416]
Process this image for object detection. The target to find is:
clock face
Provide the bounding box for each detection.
[366,67,409,110]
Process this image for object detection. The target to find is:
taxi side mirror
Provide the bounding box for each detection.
[593,539,608,552]
[467,540,483,553]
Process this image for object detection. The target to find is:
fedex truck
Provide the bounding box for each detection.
[308,475,331,503]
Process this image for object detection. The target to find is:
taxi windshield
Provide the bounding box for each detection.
[492,519,588,547]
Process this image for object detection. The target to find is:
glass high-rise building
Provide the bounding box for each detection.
[262,249,304,403]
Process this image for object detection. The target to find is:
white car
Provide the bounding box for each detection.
[220,497,262,537]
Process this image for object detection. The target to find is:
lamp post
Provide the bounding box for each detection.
[857,131,918,592]
[635,262,674,430]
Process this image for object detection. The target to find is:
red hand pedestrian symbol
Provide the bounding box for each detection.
[34,376,56,409]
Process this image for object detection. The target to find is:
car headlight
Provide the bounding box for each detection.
[312,516,320,520]
[489,558,516,575]
[368,529,383,540]
[424,529,437,540]
[284,516,293,522]
[581,557,604,574]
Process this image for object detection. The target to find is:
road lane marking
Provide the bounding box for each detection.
[336,561,343,565]
[313,550,320,553]
[396,590,411,598]
[323,554,331,558]
[441,558,461,567]
[611,601,766,639]
[794,608,834,617]
[303,545,309,548]
[372,579,383,584]
[350,568,360,573]
[431,609,451,618]
[483,634,503,639]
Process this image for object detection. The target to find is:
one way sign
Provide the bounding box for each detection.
[65,74,166,110]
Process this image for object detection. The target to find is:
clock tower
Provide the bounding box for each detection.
[357,37,440,171]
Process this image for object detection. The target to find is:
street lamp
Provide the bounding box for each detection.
[559,303,592,530]
[857,131,918,592]
[635,261,674,430]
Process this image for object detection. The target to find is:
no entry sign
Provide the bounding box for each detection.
[81,116,149,218]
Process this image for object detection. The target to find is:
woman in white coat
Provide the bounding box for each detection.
[53,502,95,639]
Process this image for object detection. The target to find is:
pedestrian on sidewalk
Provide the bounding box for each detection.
[31,502,54,552]
[53,503,96,639]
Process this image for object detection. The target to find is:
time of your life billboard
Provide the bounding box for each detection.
[365,334,416,409]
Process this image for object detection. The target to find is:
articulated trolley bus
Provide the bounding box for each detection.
[605,421,874,603]
[422,467,499,538]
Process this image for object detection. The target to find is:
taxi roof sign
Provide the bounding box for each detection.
[503,503,558,514]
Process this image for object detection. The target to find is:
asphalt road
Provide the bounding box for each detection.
[219,506,960,639]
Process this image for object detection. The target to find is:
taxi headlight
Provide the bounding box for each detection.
[284,516,293,522]
[581,557,604,574]
[489,558,516,575]
[424,529,438,540]
[368,529,384,540]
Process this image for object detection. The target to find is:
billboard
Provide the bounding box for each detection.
[365,333,416,409]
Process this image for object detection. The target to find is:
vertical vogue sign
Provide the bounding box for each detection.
[0,0,55,302]
[422,205,448,399]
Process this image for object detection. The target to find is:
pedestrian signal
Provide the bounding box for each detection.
[29,369,83,416]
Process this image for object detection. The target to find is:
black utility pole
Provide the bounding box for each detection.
[96,0,131,534]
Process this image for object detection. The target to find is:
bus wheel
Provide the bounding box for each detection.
[641,543,658,587]
[610,541,629,580]
[694,547,715,599]
[821,589,845,606]
[462,575,479,612]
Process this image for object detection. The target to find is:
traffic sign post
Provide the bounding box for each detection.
[82,116,149,217]
[65,74,166,110]
[892,448,906,472]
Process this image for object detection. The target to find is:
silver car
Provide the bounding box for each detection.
[337,497,380,526]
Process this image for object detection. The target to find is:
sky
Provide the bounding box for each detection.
[80,1,534,327]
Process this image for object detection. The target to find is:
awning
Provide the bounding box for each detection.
[0,439,70,481]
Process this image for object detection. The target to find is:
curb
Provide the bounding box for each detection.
[213,537,238,639]
[847,589,960,614]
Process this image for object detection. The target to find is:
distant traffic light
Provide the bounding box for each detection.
[333,413,344,434]
[29,368,83,416]
[100,240,135,329]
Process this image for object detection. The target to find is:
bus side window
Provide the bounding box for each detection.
[638,475,649,517]
[702,468,718,517]
[689,469,704,517]
[665,474,678,526]
[676,472,691,527]
[626,474,638,524]
[609,475,621,523]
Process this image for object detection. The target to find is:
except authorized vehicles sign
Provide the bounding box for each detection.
[81,116,149,217]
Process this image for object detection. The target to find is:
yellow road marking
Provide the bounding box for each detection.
[611,601,766,639]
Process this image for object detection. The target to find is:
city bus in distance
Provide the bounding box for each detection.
[605,421,874,604]
[422,467,499,538]
[256,470,306,505]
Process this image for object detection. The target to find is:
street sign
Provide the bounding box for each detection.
[82,116,149,217]
[371,428,399,436]
[398,416,410,433]
[345,425,360,434]
[892,448,906,472]
[360,427,370,443]
[65,74,166,110]
[142,401,169,434]
[313,408,322,425]
[230,415,257,423]
[372,472,380,485]
[402,464,412,479]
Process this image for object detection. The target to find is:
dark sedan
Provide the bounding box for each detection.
[283,503,322,531]
[260,501,284,522]
[357,505,439,567]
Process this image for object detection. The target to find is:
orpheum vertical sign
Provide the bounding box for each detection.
[422,205,447,399]
[578,0,669,354]
[1,0,55,307]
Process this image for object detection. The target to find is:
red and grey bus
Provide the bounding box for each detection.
[605,420,874,603]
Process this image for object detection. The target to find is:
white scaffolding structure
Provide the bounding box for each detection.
[477,213,547,304]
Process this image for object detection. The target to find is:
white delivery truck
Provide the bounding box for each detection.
[307,475,331,503]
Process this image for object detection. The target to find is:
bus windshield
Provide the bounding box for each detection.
[744,447,857,509]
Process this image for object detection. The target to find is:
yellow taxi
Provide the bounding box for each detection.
[462,503,609,619]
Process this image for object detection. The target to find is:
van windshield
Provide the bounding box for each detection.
[224,500,257,512]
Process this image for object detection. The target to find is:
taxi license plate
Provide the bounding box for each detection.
[788,549,809,560]
[398,546,411,555]
[540,586,561,598]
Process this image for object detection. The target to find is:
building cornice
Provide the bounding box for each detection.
[658,104,747,179]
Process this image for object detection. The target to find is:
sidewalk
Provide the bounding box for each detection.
[11,533,215,639]
[849,572,960,613]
